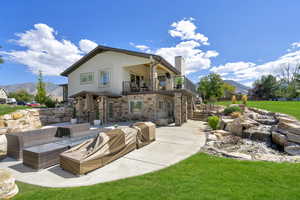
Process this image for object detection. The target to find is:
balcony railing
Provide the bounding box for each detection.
[122,76,197,94]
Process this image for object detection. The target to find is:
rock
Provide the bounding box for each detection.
[11,112,24,120]
[287,132,300,144]
[248,107,275,116]
[226,117,258,137]
[272,131,288,147]
[0,135,7,157]
[243,125,272,142]
[0,169,18,199]
[255,154,284,162]
[278,121,300,135]
[0,128,7,134]
[277,116,298,124]
[220,117,234,130]
[0,120,5,128]
[1,114,12,120]
[207,133,218,141]
[285,143,300,156]
[254,115,277,125]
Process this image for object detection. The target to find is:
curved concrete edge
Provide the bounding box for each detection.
[1,120,207,188]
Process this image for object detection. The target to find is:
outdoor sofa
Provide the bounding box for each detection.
[60,127,138,175]
[6,127,62,160]
[6,123,94,160]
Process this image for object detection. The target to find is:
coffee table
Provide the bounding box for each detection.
[23,143,69,170]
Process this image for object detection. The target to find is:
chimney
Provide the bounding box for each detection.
[175,56,185,75]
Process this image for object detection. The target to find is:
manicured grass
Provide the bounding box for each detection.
[0,104,28,116]
[217,101,300,121]
[15,153,300,200]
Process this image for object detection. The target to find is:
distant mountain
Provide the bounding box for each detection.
[0,82,63,99]
[224,80,250,94]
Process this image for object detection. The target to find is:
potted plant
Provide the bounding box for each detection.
[175,76,184,89]
[71,107,77,124]
[94,109,101,126]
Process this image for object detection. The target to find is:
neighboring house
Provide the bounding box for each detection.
[60,45,197,126]
[0,88,8,104]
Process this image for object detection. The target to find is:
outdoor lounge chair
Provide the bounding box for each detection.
[59,127,138,175]
[133,122,156,148]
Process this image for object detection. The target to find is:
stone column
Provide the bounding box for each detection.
[97,96,108,124]
[187,96,193,119]
[174,92,182,126]
[150,63,157,91]
[182,95,188,123]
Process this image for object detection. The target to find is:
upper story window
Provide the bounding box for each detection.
[80,72,94,85]
[99,70,111,87]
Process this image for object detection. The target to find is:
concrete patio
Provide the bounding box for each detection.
[0,120,206,188]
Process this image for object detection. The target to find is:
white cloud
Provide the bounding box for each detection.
[169,18,209,45]
[131,18,218,74]
[1,23,97,76]
[79,39,97,53]
[210,48,300,85]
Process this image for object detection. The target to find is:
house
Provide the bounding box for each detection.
[60,45,197,126]
[0,88,8,104]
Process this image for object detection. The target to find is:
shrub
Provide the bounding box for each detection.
[44,97,56,108]
[241,95,248,105]
[208,116,220,130]
[231,95,237,104]
[224,106,242,115]
[230,111,242,118]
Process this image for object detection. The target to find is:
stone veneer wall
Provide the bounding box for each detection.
[106,93,174,122]
[0,107,73,134]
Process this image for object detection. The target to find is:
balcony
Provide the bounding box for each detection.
[122,76,197,95]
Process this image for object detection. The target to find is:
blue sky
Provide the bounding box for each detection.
[1,0,300,86]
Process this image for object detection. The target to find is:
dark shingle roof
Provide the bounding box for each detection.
[60,45,180,76]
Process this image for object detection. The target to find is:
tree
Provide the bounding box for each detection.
[198,73,224,102]
[223,83,236,99]
[35,71,47,104]
[9,90,34,102]
[251,75,279,100]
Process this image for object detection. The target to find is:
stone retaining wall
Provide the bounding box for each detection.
[0,107,73,134]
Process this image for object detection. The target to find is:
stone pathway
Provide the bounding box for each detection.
[0,120,206,188]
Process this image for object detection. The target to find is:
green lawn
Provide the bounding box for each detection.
[15,153,300,200]
[217,101,300,121]
[0,104,28,116]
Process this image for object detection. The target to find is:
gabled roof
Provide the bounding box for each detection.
[60,45,180,76]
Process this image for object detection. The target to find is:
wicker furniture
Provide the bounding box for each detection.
[6,123,94,160]
[60,128,138,175]
[6,127,61,160]
[23,143,69,170]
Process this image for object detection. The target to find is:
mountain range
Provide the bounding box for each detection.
[0,82,63,99]
[224,80,250,94]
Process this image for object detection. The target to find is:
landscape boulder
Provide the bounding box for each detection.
[278,121,300,135]
[284,143,300,156]
[0,169,18,199]
[243,125,272,142]
[271,131,288,147]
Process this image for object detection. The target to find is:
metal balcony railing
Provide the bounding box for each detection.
[122,76,197,94]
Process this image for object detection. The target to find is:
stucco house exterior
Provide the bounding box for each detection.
[0,88,8,104]
[60,45,197,126]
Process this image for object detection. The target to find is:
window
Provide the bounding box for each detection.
[80,72,94,85]
[99,70,111,87]
[129,100,143,113]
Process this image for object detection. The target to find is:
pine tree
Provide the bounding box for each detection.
[35,71,47,104]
